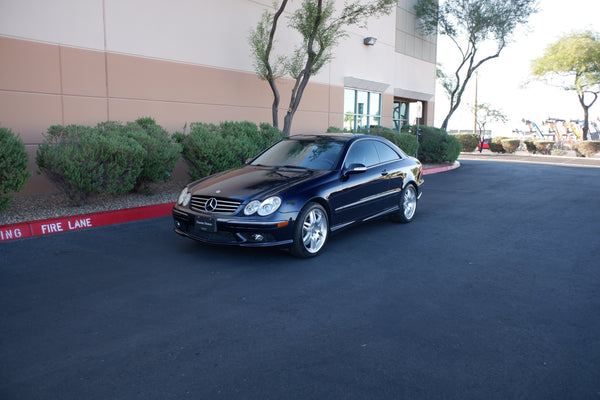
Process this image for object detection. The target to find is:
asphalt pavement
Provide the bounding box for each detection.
[1,159,599,399]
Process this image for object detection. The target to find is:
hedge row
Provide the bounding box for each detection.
[575,141,600,157]
[35,120,285,206]
[366,126,419,157]
[416,125,461,163]
[456,136,600,157]
[0,127,31,211]
[37,118,182,206]
[0,120,287,209]
[7,118,595,210]
[174,122,285,181]
[521,140,551,155]
[500,139,521,153]
[453,133,479,152]
[328,125,460,164]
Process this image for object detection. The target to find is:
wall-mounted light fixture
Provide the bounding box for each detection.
[363,37,377,46]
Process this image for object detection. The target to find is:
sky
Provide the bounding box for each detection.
[433,0,600,137]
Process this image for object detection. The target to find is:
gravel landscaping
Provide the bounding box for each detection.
[0,180,186,226]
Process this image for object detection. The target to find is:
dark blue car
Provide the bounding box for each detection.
[172,134,423,257]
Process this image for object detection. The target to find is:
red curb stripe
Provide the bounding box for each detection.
[1,203,174,242]
[0,222,32,241]
[422,161,461,175]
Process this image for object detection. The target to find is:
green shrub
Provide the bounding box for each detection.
[96,118,182,193]
[0,127,31,211]
[551,148,568,156]
[174,121,285,181]
[453,133,480,152]
[36,125,145,206]
[368,126,419,156]
[574,141,600,157]
[489,137,507,153]
[259,122,287,146]
[500,139,520,154]
[326,126,344,133]
[534,141,554,155]
[523,140,537,154]
[174,123,231,180]
[416,125,461,163]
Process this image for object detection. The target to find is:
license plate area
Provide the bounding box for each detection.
[195,215,217,232]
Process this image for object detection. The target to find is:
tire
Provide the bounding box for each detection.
[290,202,329,258]
[391,184,417,223]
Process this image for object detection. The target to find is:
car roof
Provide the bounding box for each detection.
[288,133,381,142]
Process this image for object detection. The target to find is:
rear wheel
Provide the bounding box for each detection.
[290,202,329,258]
[391,184,417,223]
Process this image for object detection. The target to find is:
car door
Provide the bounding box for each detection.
[372,139,405,202]
[329,139,392,227]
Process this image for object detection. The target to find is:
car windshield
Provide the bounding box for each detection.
[251,138,345,170]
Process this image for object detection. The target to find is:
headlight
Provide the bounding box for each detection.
[177,188,191,206]
[244,200,261,216]
[258,196,281,216]
[243,196,282,216]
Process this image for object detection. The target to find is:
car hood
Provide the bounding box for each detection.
[188,166,328,200]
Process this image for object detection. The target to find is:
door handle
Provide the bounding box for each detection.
[381,169,388,176]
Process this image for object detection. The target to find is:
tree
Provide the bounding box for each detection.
[472,102,507,152]
[531,30,600,141]
[415,0,537,131]
[249,0,397,136]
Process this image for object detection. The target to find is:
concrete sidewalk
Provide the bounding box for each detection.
[459,150,600,168]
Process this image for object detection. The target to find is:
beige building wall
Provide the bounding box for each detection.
[0,0,436,195]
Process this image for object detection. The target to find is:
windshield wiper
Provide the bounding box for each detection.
[279,165,310,170]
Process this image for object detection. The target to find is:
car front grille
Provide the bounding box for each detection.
[190,196,241,214]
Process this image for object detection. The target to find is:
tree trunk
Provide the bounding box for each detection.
[264,0,288,129]
[283,69,309,136]
[282,0,322,136]
[478,128,484,153]
[268,80,280,129]
[441,100,461,132]
[583,105,589,141]
[578,91,598,141]
[283,112,294,136]
[439,43,503,132]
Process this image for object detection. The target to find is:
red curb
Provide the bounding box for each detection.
[0,203,174,242]
[1,162,460,242]
[422,161,461,175]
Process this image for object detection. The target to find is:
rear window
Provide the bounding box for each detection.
[373,140,401,163]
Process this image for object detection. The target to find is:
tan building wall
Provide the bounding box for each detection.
[0,0,436,195]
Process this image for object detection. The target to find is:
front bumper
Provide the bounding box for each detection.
[172,206,295,247]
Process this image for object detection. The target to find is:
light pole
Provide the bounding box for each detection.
[473,71,478,136]
[415,101,423,158]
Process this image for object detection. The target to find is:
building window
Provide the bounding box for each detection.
[344,88,382,133]
[393,101,409,131]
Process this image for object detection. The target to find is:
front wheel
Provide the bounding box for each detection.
[391,184,417,223]
[290,202,329,258]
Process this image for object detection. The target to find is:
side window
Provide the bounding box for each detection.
[344,140,380,168]
[373,141,401,163]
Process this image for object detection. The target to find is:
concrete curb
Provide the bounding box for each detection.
[0,163,460,242]
[422,161,461,175]
[1,203,173,242]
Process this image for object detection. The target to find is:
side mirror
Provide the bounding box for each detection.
[343,163,367,178]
